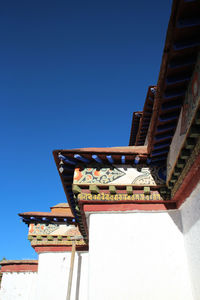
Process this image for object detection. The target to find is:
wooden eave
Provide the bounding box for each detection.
[53,146,150,240]
[19,211,75,225]
[129,111,142,145]
[135,86,156,146]
[147,0,200,163]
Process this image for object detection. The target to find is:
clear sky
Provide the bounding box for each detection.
[0,0,172,259]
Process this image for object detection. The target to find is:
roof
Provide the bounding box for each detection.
[19,203,75,225]
[0,260,38,266]
[131,86,156,146]
[129,112,142,146]
[50,203,70,208]
[53,145,152,239]
[0,260,38,273]
[147,0,200,163]
[55,146,148,156]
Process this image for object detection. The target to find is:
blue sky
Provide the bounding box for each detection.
[0,0,172,259]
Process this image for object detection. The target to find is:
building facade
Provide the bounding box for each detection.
[1,0,200,299]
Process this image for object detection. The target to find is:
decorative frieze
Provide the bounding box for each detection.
[76,191,167,201]
[74,165,166,186]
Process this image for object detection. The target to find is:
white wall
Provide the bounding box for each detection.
[36,251,88,300]
[181,182,200,300]
[88,211,193,300]
[0,272,37,300]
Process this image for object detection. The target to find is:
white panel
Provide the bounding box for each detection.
[181,182,200,300]
[36,251,88,300]
[88,211,193,300]
[0,272,37,300]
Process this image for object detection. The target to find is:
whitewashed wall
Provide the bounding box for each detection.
[36,251,88,300]
[181,182,200,300]
[0,272,38,300]
[88,211,193,300]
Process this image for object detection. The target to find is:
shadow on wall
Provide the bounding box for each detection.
[75,253,82,300]
[179,182,200,234]
[167,210,183,233]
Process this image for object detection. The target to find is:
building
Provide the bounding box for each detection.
[1,0,200,299]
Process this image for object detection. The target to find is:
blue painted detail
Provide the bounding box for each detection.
[151,156,167,162]
[164,90,185,99]
[166,75,191,84]
[174,39,200,50]
[92,154,103,163]
[30,216,36,220]
[58,154,66,161]
[169,57,196,69]
[106,155,114,164]
[153,143,170,150]
[154,134,173,141]
[42,217,48,221]
[63,218,67,222]
[134,156,140,164]
[121,155,126,164]
[146,158,151,165]
[23,217,31,223]
[53,218,58,222]
[158,167,166,181]
[159,114,178,122]
[74,154,90,163]
[157,124,176,132]
[72,218,75,222]
[58,154,76,165]
[161,103,182,111]
[177,18,200,28]
[151,150,168,157]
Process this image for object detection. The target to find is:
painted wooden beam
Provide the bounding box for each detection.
[154,142,170,150]
[109,185,116,194]
[170,175,178,183]
[177,18,200,28]
[106,155,114,164]
[72,184,81,194]
[189,125,200,138]
[166,75,190,84]
[126,186,133,195]
[174,39,200,50]
[174,167,182,176]
[89,185,100,194]
[134,156,140,164]
[160,187,166,194]
[92,154,103,164]
[164,90,185,99]
[185,138,196,149]
[151,150,168,157]
[169,56,196,69]
[177,158,185,168]
[144,187,150,195]
[58,154,77,165]
[195,110,200,125]
[180,149,190,159]
[74,154,90,163]
[121,155,126,164]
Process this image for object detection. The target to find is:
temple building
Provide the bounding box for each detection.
[1,0,200,299]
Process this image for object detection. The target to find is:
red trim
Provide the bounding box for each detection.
[1,264,38,273]
[83,202,176,212]
[173,152,200,208]
[33,245,88,253]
